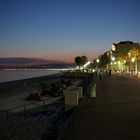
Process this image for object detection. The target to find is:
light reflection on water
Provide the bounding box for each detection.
[0,70,60,83]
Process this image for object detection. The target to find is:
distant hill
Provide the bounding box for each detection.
[0,57,74,68]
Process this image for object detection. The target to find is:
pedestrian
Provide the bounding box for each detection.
[106,69,108,76]
[109,69,112,76]
[99,71,102,80]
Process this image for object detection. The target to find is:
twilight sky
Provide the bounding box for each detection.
[0,0,140,63]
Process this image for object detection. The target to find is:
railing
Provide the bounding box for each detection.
[0,96,63,128]
[0,79,86,128]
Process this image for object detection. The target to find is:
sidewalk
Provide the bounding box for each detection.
[59,74,140,140]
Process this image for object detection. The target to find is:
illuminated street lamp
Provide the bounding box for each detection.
[118,61,121,64]
[96,59,100,63]
[111,56,115,61]
[131,58,135,62]
[111,44,116,51]
[128,52,131,57]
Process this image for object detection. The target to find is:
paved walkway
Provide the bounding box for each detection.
[59,74,140,140]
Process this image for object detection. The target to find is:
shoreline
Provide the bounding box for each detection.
[0,71,89,110]
[0,69,61,83]
[0,73,62,95]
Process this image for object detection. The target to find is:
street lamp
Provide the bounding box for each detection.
[96,59,100,63]
[111,44,116,51]
[128,52,131,57]
[118,61,121,64]
[131,58,135,62]
[111,56,115,61]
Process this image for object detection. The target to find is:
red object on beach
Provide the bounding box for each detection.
[26,91,41,101]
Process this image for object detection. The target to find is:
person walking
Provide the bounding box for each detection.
[109,69,112,76]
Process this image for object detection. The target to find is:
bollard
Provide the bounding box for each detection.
[89,84,96,97]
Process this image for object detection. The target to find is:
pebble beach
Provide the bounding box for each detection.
[0,72,81,140]
[0,73,62,110]
[0,73,63,139]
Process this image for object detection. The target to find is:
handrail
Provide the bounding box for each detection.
[0,97,50,112]
[0,96,63,127]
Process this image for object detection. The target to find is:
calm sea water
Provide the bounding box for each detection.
[0,69,60,83]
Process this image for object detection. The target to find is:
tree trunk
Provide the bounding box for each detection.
[135,59,138,75]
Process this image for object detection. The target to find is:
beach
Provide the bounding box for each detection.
[0,72,83,140]
[0,73,62,110]
[0,72,66,140]
[0,71,93,140]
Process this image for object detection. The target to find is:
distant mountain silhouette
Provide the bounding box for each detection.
[0,57,72,68]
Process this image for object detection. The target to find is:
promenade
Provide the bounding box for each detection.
[59,74,140,140]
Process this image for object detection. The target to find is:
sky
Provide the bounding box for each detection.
[0,0,140,63]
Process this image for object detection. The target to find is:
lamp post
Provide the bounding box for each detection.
[128,52,131,74]
[111,56,115,71]
[95,58,100,71]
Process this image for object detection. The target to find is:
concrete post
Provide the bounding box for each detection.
[72,87,83,99]
[63,90,79,106]
[90,84,96,97]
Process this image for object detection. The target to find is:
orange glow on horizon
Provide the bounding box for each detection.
[0,50,100,63]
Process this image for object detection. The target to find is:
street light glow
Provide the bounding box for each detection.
[80,61,91,69]
[131,58,135,62]
[83,61,91,67]
[96,59,100,63]
[118,61,121,64]
[111,56,115,61]
[128,52,131,57]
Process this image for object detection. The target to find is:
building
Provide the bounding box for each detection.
[110,41,140,75]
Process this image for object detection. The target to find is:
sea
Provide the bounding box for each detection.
[0,69,61,83]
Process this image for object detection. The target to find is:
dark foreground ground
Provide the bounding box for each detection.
[59,74,140,140]
[0,98,76,140]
